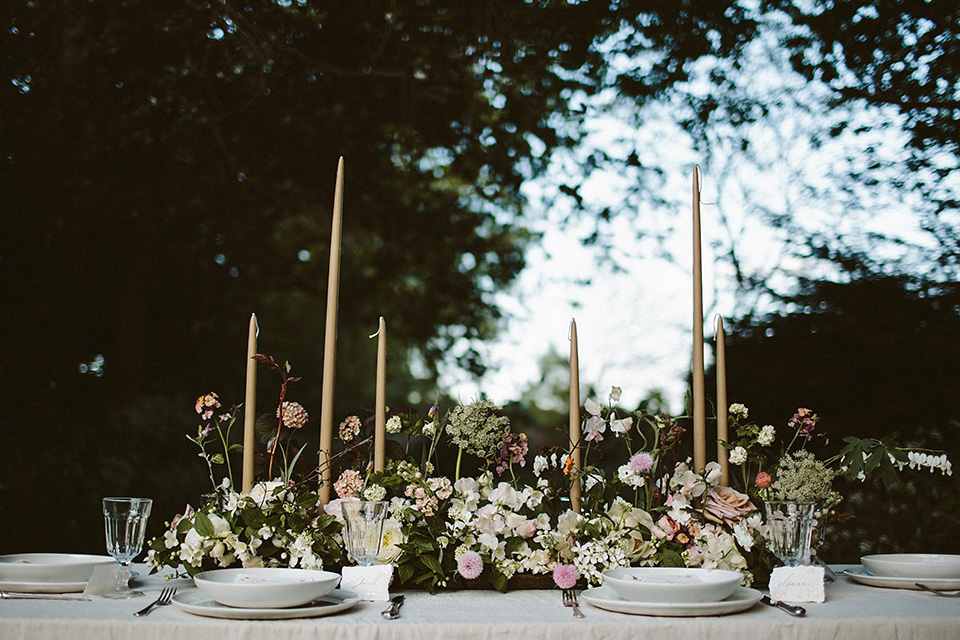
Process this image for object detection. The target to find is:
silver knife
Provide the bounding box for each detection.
[0,591,91,601]
[760,595,806,617]
[381,594,405,620]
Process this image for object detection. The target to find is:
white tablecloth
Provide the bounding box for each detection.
[1,565,958,640]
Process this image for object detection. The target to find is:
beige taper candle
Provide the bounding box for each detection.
[692,165,707,473]
[374,317,387,472]
[242,313,258,493]
[716,314,728,485]
[319,157,344,506]
[569,318,581,513]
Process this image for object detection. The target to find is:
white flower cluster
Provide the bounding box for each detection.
[617,464,646,488]
[729,403,748,419]
[900,451,953,476]
[386,415,403,434]
[445,473,553,578]
[758,425,776,446]
[729,446,748,465]
[148,481,328,572]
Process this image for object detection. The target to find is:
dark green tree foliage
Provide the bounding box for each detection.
[0,0,757,552]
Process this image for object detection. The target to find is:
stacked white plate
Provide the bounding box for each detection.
[582,567,760,617]
[173,568,360,619]
[845,554,960,590]
[0,553,115,593]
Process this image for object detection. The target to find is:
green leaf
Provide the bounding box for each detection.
[194,511,215,537]
[504,537,525,555]
[865,448,884,473]
[659,549,684,567]
[397,563,415,585]
[420,554,444,574]
[489,569,508,592]
[211,453,224,465]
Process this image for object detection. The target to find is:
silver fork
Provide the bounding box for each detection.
[133,587,177,617]
[562,589,584,618]
[916,583,960,598]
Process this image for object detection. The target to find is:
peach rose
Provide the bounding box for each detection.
[704,486,756,525]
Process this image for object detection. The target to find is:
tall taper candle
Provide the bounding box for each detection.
[692,165,707,472]
[569,318,581,513]
[716,314,729,485]
[374,317,387,473]
[319,157,344,506]
[242,313,258,493]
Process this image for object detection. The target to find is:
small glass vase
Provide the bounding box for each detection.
[764,500,816,567]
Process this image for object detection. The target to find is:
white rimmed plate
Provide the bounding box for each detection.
[193,568,341,609]
[861,554,960,580]
[172,588,360,620]
[845,567,960,590]
[0,554,114,583]
[581,585,761,617]
[602,567,742,603]
[0,579,89,593]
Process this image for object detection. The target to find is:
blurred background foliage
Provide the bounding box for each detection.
[1,0,957,557]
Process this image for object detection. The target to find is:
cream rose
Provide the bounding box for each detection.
[704,486,756,525]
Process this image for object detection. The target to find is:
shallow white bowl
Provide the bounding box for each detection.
[861,554,960,580]
[602,567,743,603]
[193,568,341,609]
[0,554,114,583]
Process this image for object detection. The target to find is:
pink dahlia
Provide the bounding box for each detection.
[553,564,578,590]
[457,551,483,580]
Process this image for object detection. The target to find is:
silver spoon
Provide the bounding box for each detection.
[761,595,806,616]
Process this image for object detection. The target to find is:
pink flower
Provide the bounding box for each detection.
[755,471,772,489]
[333,469,364,499]
[170,504,195,531]
[458,551,483,580]
[629,452,655,473]
[553,564,578,589]
[583,416,606,442]
[704,486,757,525]
[517,519,538,538]
[653,515,680,540]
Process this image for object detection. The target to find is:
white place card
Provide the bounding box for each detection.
[340,565,393,601]
[769,565,825,603]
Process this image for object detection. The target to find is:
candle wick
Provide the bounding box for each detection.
[369,316,385,339]
[568,318,576,341]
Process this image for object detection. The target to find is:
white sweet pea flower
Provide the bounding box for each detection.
[533,455,548,477]
[584,397,603,416]
[609,386,622,402]
[610,416,633,435]
[557,510,580,536]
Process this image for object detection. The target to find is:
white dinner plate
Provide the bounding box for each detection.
[861,554,960,580]
[581,585,761,616]
[171,588,360,619]
[844,567,960,590]
[0,579,89,593]
[0,554,114,583]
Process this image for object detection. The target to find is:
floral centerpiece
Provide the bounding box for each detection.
[148,362,951,590]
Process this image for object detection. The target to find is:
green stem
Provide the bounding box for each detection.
[455,446,463,483]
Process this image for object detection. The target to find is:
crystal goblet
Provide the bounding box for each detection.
[341,500,388,566]
[102,497,153,598]
[764,500,816,567]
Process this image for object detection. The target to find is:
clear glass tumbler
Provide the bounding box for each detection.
[764,500,816,567]
[340,500,388,566]
[102,497,153,598]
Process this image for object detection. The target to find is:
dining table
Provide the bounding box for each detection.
[1,564,957,640]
